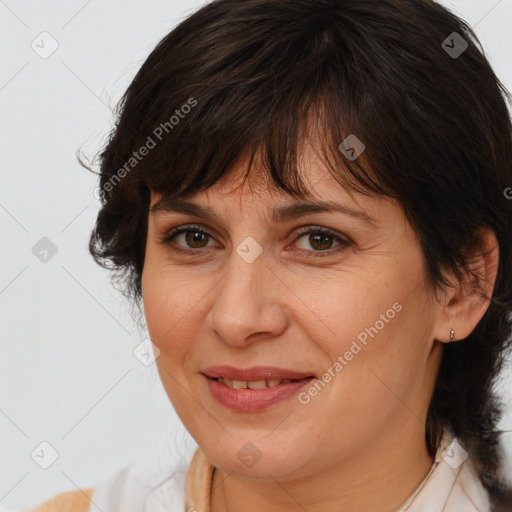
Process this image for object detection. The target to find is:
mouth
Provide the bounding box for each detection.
[203,373,316,411]
[200,365,316,411]
[210,376,314,389]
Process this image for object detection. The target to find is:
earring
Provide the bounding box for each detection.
[450,328,455,342]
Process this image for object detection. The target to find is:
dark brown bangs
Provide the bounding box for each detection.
[134,64,388,209]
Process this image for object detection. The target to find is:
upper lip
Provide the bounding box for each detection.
[202,365,315,381]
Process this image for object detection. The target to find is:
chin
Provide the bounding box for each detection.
[205,440,311,480]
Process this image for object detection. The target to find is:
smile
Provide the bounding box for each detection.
[204,374,315,411]
[214,377,296,388]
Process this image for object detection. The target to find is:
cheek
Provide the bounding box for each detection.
[301,276,401,355]
[305,272,431,401]
[141,259,192,356]
[141,255,218,368]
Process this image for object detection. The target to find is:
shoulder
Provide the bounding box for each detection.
[444,455,491,512]
[24,488,94,512]
[22,449,191,512]
[406,432,492,512]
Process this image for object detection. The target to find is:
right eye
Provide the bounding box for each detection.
[159,224,218,253]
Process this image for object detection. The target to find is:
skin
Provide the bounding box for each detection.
[141,145,499,512]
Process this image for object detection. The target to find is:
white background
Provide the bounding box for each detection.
[1,0,511,509]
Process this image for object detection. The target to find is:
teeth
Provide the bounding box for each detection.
[247,380,267,389]
[217,377,295,389]
[232,379,247,389]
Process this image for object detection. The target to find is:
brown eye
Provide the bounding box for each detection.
[183,230,210,248]
[306,232,335,251]
[160,224,216,251]
[293,227,352,257]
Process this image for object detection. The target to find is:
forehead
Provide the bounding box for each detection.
[149,156,387,229]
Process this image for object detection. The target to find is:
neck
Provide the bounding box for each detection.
[210,422,435,512]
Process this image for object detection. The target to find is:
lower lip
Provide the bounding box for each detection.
[204,375,315,411]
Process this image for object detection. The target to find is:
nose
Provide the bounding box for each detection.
[205,248,289,348]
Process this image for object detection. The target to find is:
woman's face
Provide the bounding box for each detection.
[141,148,445,480]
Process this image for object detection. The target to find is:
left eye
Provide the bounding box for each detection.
[160,224,351,257]
[294,227,349,255]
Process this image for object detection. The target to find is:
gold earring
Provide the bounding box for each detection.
[450,328,455,342]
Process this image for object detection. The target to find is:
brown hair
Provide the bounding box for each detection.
[84,0,512,508]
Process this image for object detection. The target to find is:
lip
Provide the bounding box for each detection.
[203,374,315,411]
[202,365,315,381]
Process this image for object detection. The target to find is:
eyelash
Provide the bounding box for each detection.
[159,223,352,258]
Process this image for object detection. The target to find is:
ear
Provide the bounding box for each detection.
[432,227,499,344]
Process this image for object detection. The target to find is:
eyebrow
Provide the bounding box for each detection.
[150,197,377,226]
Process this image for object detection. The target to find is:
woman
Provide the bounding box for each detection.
[27,0,512,510]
